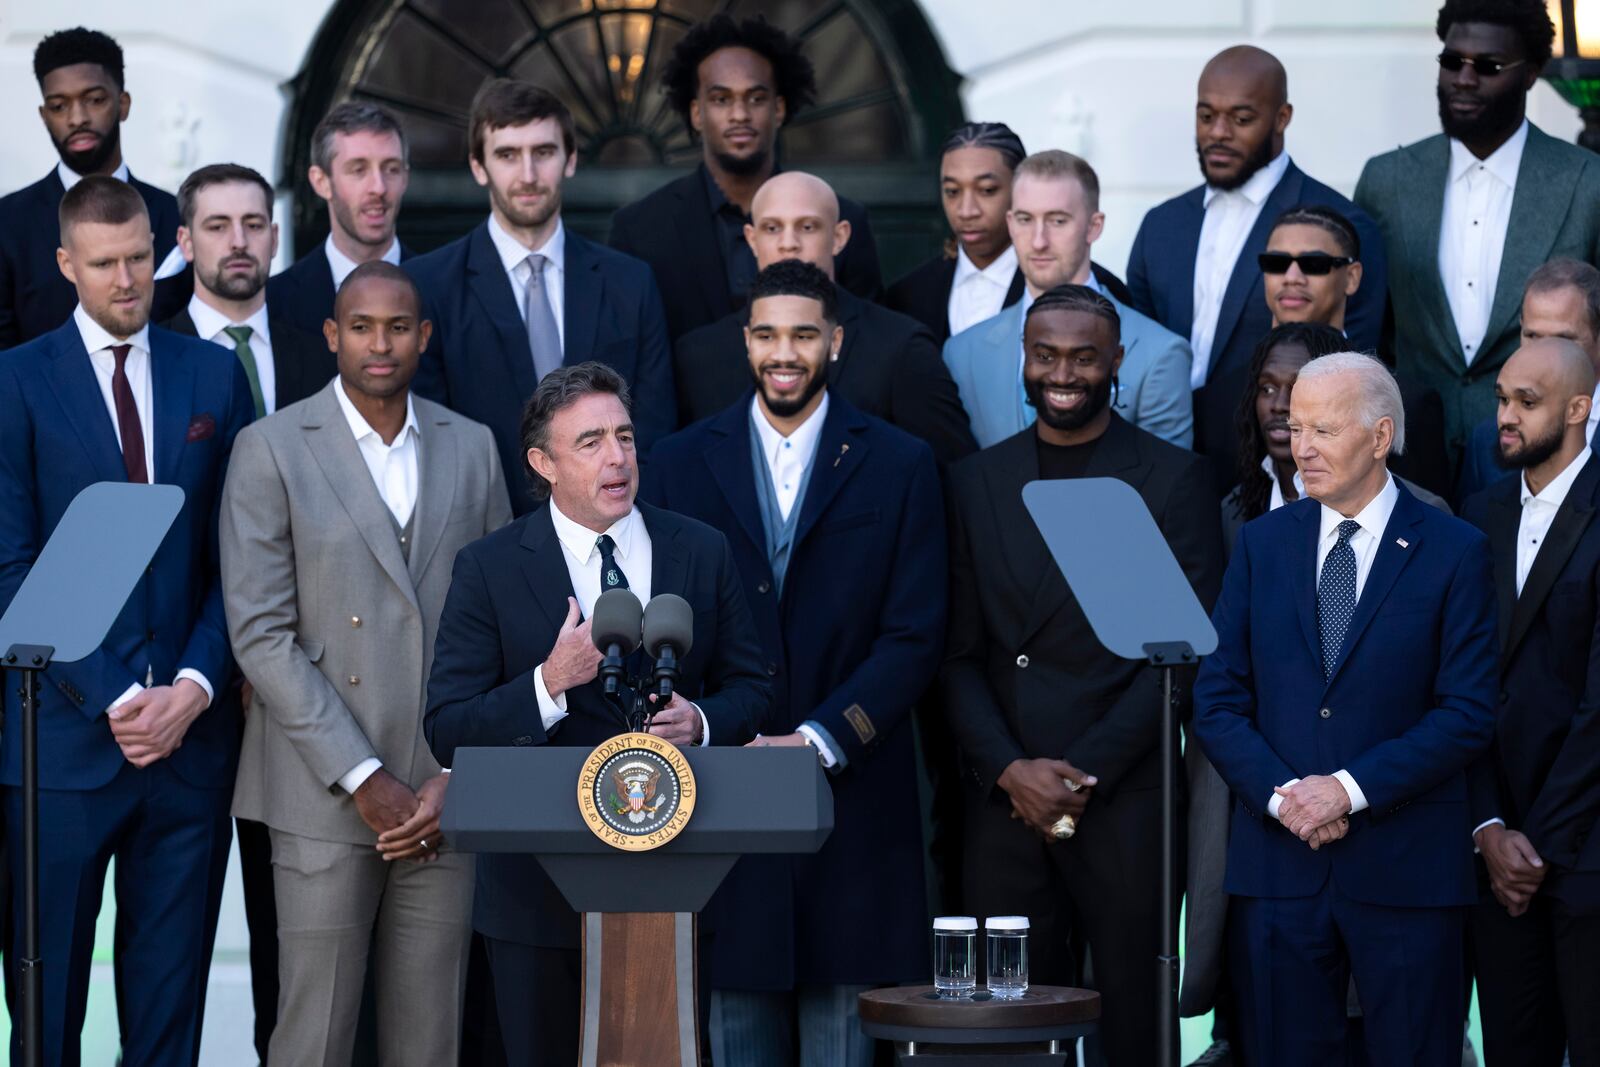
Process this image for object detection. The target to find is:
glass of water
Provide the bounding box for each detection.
[932,916,977,999]
[985,916,1029,999]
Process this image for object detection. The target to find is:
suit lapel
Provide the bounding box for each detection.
[465,222,538,401]
[702,405,768,558]
[405,402,459,583]
[677,173,736,323]
[984,432,1061,646]
[1292,501,1323,663]
[43,325,126,484]
[518,505,577,631]
[643,505,691,602]
[1484,125,1580,356]
[1167,189,1206,336]
[1325,488,1426,685]
[150,333,195,485]
[1485,488,1521,654]
[828,290,865,389]
[562,232,602,367]
[1208,165,1301,379]
[1002,266,1026,309]
[1398,137,1462,357]
[1505,454,1600,662]
[166,311,198,338]
[792,401,870,552]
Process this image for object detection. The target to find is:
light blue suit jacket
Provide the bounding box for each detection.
[941,291,1194,449]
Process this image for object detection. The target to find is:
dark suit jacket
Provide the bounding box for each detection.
[1126,160,1387,491]
[0,170,185,349]
[1463,455,1600,905]
[406,222,675,515]
[0,319,255,789]
[644,396,945,988]
[941,416,1224,798]
[609,167,883,342]
[673,289,975,465]
[1195,484,1498,907]
[1458,413,1515,501]
[884,255,1132,344]
[1356,123,1600,463]
[423,502,770,948]
[162,307,336,412]
[264,240,415,339]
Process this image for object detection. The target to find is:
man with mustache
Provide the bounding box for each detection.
[1356,0,1600,480]
[408,79,674,516]
[0,26,187,348]
[1127,45,1386,493]
[267,102,415,339]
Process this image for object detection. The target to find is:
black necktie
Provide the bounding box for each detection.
[597,534,629,591]
[1317,520,1362,679]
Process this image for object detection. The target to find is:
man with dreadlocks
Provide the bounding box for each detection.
[941,283,1224,1067]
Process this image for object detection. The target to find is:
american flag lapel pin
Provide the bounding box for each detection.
[1396,537,1409,548]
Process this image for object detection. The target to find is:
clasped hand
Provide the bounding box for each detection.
[1475,824,1545,916]
[108,678,208,767]
[355,769,448,863]
[1276,775,1351,850]
[998,758,1097,840]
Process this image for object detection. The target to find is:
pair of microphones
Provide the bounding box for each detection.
[589,589,694,708]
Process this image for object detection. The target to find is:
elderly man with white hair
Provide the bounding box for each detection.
[1194,352,1499,1066]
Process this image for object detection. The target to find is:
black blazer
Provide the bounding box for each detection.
[162,307,337,412]
[264,240,415,339]
[0,169,185,348]
[884,255,1133,344]
[423,502,771,948]
[673,288,976,465]
[941,416,1225,796]
[406,222,675,516]
[609,167,883,342]
[1463,453,1600,904]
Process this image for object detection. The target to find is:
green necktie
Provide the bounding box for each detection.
[222,324,267,419]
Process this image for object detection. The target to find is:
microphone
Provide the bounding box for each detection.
[641,594,694,706]
[590,589,643,696]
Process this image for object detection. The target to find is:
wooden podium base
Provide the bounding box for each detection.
[580,912,699,1067]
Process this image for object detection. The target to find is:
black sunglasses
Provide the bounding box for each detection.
[1258,252,1354,276]
[1437,51,1526,77]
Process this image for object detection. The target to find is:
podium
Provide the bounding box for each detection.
[443,744,834,1067]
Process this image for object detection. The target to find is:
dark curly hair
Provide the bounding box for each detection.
[660,14,816,131]
[1435,0,1555,68]
[748,259,837,323]
[34,27,124,89]
[1233,323,1349,521]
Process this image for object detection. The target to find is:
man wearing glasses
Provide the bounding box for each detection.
[1356,0,1600,483]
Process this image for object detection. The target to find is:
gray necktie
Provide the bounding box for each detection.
[523,253,563,381]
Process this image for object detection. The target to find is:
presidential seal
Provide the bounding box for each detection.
[576,732,696,851]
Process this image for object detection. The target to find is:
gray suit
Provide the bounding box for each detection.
[221,380,512,1066]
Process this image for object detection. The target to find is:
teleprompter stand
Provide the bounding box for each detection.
[0,482,184,1067]
[1023,478,1217,1067]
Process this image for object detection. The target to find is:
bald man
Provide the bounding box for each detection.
[673,170,976,463]
[1127,45,1387,494]
[1462,338,1600,1067]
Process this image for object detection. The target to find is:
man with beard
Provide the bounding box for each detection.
[0,26,187,348]
[1356,0,1600,478]
[267,102,415,338]
[644,259,945,1066]
[1127,45,1386,493]
[1461,338,1600,1067]
[942,284,1224,1067]
[407,79,673,515]
[609,13,883,342]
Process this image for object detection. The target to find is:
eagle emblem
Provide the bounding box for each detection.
[610,761,666,824]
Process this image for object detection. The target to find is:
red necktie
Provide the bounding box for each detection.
[110,344,148,484]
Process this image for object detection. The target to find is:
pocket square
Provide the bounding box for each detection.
[186,414,216,442]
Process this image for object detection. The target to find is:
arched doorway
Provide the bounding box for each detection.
[283,0,966,279]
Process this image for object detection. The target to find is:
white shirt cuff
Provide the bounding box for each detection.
[533,664,569,732]
[691,703,711,746]
[338,758,382,795]
[175,669,214,708]
[1472,817,1505,852]
[1266,777,1301,821]
[1332,769,1367,813]
[796,723,838,768]
[108,682,144,715]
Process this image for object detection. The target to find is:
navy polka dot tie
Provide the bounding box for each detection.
[1317,520,1362,680]
[596,534,629,591]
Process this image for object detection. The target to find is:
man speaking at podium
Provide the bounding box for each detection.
[424,361,769,1066]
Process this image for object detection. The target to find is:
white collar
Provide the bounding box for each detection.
[1261,453,1303,510]
[1591,383,1600,427]
[953,245,1017,289]
[1316,473,1399,544]
[488,213,565,275]
[1203,150,1291,209]
[1449,119,1529,188]
[57,160,130,191]
[323,233,402,292]
[1521,445,1591,508]
[334,378,418,446]
[187,294,271,347]
[548,498,640,565]
[74,302,149,353]
[750,391,830,467]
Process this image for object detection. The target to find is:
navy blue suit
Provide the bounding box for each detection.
[0,170,185,349]
[1458,413,1514,501]
[407,222,675,515]
[1126,161,1387,491]
[0,318,253,1065]
[644,396,946,991]
[264,241,414,339]
[1195,484,1498,1066]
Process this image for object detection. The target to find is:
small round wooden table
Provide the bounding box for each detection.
[857,985,1100,1065]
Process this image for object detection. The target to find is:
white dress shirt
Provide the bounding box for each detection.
[1517,445,1590,595]
[324,232,402,293]
[75,305,215,712]
[1261,454,1303,512]
[187,296,277,414]
[751,392,829,520]
[948,245,1018,338]
[1266,474,1399,822]
[1439,121,1528,366]
[488,214,566,346]
[1589,385,1599,446]
[1190,151,1292,388]
[332,381,421,793]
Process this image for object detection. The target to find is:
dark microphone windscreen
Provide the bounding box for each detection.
[591,589,643,654]
[642,594,694,658]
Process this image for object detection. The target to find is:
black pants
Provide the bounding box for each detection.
[236,817,278,1064]
[483,938,581,1067]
